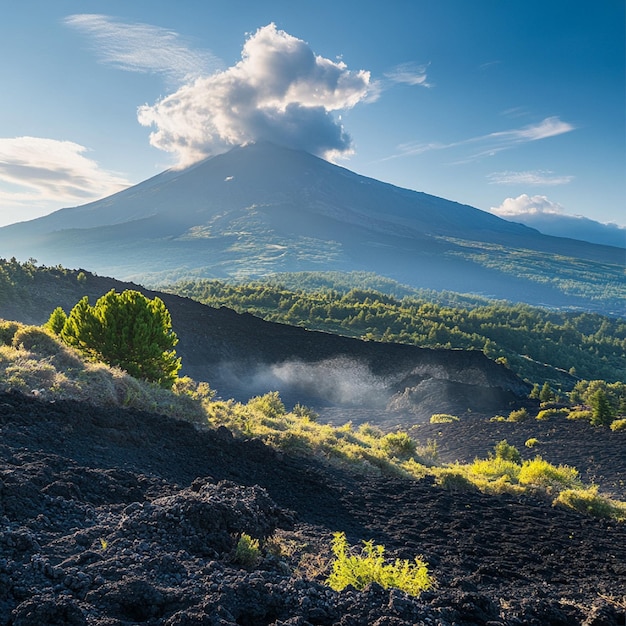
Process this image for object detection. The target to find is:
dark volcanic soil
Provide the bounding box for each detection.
[1,391,625,626]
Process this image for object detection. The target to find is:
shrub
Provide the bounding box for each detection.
[493,440,521,464]
[292,403,319,421]
[507,408,528,422]
[434,469,476,493]
[0,320,20,345]
[525,438,540,448]
[536,408,569,421]
[610,418,626,432]
[381,431,416,459]
[518,457,579,489]
[247,391,286,418]
[554,487,626,521]
[326,532,433,596]
[567,409,593,421]
[233,533,260,567]
[430,413,459,423]
[489,415,506,422]
[469,457,520,483]
[12,326,63,357]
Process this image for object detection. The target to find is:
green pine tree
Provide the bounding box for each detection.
[45,307,67,335]
[589,388,615,427]
[61,289,181,388]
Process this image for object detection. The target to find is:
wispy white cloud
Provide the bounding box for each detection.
[487,170,574,186]
[0,137,130,224]
[386,116,575,162]
[490,194,565,217]
[384,62,430,87]
[64,14,220,83]
[137,23,372,166]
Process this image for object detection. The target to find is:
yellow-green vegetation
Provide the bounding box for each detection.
[506,407,528,422]
[326,532,433,596]
[0,320,209,421]
[442,441,582,499]
[233,533,261,567]
[554,487,626,521]
[567,409,593,421]
[610,418,626,432]
[525,438,540,448]
[536,407,570,420]
[429,413,459,423]
[205,397,429,474]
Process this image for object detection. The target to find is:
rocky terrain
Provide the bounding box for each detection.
[1,390,625,625]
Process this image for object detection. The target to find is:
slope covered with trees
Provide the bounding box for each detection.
[165,275,626,390]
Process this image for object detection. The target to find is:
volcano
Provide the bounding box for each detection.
[0,142,622,310]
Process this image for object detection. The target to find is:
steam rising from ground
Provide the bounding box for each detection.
[137,23,372,167]
[225,357,389,408]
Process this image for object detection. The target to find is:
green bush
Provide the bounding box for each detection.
[326,532,433,596]
[554,487,626,521]
[525,438,540,448]
[12,326,63,357]
[518,457,579,489]
[0,320,20,345]
[507,408,528,422]
[45,307,67,335]
[233,533,260,567]
[567,409,593,421]
[381,431,416,459]
[494,440,521,464]
[292,403,319,421]
[536,407,569,421]
[429,413,459,423]
[247,391,286,418]
[610,418,626,432]
[434,470,476,492]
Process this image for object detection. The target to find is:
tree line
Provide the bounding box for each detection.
[165,278,626,390]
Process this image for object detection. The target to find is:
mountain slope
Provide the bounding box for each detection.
[0,142,622,312]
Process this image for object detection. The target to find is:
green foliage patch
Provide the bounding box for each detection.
[326,532,433,596]
[58,289,181,388]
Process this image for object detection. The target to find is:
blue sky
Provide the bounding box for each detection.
[0,0,624,229]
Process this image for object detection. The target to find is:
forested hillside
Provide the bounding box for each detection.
[165,275,626,390]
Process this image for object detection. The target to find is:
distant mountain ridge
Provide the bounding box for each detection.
[0,142,623,313]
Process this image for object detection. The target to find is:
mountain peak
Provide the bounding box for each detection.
[0,141,622,313]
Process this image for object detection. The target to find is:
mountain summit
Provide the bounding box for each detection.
[0,142,622,311]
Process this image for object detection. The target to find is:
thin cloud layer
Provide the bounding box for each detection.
[488,170,574,186]
[390,116,575,162]
[490,194,565,217]
[0,137,130,222]
[137,23,372,167]
[384,62,430,87]
[65,14,220,83]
